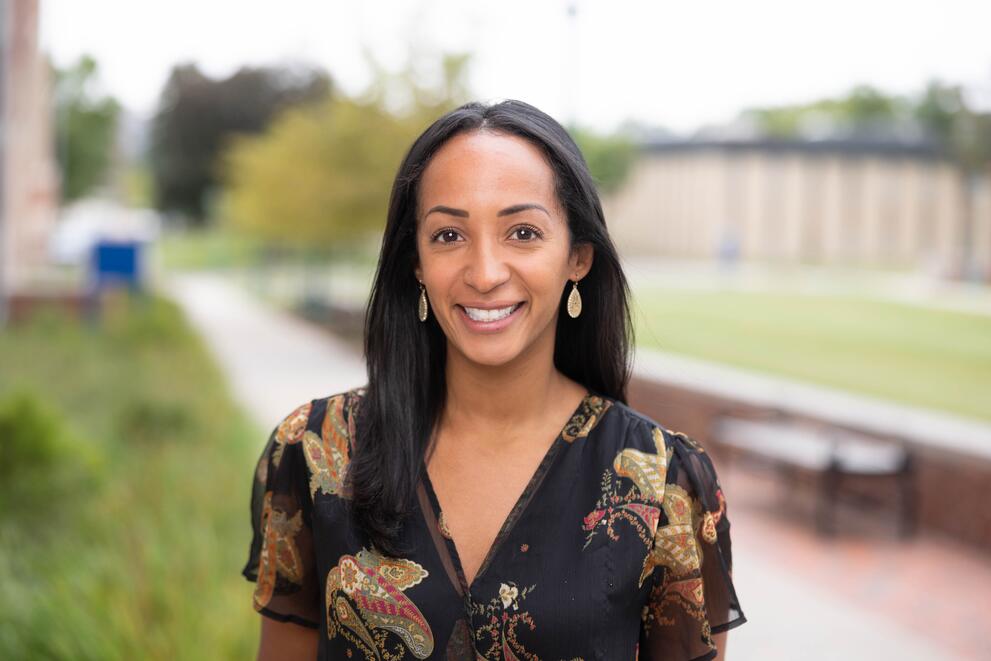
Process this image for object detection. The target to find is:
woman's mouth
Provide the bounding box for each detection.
[456,302,525,332]
[462,303,521,322]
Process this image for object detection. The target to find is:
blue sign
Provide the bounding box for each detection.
[92,240,144,291]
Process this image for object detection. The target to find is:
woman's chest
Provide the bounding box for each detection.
[426,448,553,586]
[309,445,657,659]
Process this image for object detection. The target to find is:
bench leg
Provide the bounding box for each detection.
[899,464,917,539]
[817,466,840,536]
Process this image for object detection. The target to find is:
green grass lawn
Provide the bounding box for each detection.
[0,295,261,659]
[156,226,270,270]
[633,288,991,422]
[155,226,380,272]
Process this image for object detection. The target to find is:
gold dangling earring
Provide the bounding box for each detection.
[566,278,582,319]
[417,282,429,322]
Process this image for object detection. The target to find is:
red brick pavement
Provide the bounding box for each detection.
[720,464,991,661]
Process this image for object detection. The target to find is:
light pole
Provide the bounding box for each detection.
[564,0,578,130]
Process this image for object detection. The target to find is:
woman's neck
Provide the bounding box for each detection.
[439,343,585,448]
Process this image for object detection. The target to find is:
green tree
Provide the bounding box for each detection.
[219,53,472,252]
[220,97,412,251]
[914,80,991,172]
[150,63,331,224]
[742,84,910,138]
[53,55,121,202]
[570,127,638,194]
[741,80,991,172]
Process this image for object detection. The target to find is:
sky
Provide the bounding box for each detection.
[40,0,991,134]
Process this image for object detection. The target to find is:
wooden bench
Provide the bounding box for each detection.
[711,413,916,537]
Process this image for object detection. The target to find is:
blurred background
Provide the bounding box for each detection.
[1,0,989,658]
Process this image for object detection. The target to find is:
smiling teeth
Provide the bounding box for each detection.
[463,304,519,322]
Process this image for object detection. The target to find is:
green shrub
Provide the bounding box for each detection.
[0,391,102,515]
[0,294,258,659]
[115,396,195,445]
[99,292,190,349]
[0,390,65,477]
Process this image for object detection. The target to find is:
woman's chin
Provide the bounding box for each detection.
[462,349,518,368]
[450,340,526,369]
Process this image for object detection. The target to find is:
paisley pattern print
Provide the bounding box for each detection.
[561,396,612,443]
[244,390,745,659]
[303,395,352,499]
[641,473,729,653]
[580,422,740,657]
[271,400,311,470]
[469,580,587,661]
[582,427,668,564]
[469,580,539,660]
[642,484,701,586]
[326,547,434,659]
[641,482,711,647]
[253,491,305,611]
[614,427,668,502]
[700,489,726,545]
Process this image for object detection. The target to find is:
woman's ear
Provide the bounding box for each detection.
[569,243,594,280]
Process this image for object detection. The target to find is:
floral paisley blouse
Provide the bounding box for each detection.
[243,387,746,660]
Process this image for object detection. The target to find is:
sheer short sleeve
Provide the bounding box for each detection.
[242,401,320,628]
[638,427,746,661]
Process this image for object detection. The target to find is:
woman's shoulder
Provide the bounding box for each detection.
[273,386,366,430]
[595,396,708,459]
[261,386,368,501]
[592,398,728,531]
[267,386,367,457]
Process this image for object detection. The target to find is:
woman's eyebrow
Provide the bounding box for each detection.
[424,203,550,219]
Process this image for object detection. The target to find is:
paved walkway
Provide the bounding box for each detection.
[723,468,990,661]
[165,271,988,660]
[163,273,366,432]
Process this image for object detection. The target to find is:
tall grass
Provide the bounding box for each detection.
[0,295,259,659]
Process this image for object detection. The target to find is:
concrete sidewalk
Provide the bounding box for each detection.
[163,272,366,432]
[165,271,980,660]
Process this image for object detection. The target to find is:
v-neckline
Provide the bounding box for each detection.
[420,392,594,595]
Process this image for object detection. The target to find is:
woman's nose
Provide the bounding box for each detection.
[463,238,510,292]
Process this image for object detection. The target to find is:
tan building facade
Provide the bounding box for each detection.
[603,140,991,279]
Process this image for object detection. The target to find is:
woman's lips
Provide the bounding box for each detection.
[456,302,525,333]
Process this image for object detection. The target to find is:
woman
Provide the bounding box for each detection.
[243,99,746,660]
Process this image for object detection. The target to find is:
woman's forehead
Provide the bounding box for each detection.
[419,131,558,210]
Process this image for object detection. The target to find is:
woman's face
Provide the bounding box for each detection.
[414,130,593,369]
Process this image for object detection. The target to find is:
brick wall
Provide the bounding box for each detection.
[629,375,991,552]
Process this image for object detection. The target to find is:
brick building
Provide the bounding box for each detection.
[0,0,59,323]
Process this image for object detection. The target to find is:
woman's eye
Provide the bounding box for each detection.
[434,229,462,244]
[512,225,541,241]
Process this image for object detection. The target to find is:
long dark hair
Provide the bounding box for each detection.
[349,99,633,556]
